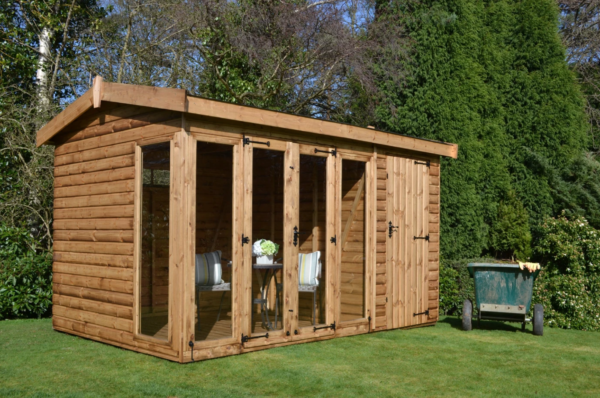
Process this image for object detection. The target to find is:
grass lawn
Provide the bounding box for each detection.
[1,316,599,397]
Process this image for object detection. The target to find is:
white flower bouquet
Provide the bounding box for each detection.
[253,239,280,264]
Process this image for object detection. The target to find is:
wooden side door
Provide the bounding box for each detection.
[387,156,430,329]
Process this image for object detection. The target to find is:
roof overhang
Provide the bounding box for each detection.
[36,76,458,159]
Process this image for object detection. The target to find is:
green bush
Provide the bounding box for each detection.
[489,191,532,260]
[532,213,600,331]
[0,225,52,319]
[439,258,480,315]
[0,252,53,319]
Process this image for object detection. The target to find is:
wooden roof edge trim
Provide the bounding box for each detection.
[36,77,458,159]
[186,96,458,159]
[36,89,93,147]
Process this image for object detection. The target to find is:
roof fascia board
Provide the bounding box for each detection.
[185,96,457,158]
[36,89,93,147]
[36,79,458,159]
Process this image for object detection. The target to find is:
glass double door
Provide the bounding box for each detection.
[245,139,335,344]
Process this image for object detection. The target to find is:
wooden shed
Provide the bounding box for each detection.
[37,77,458,363]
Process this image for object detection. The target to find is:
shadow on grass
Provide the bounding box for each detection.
[440,315,529,333]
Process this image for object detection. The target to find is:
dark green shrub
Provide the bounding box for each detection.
[532,213,600,331]
[439,258,480,315]
[0,252,53,319]
[0,225,52,319]
[439,262,459,314]
[489,191,532,260]
[0,225,39,258]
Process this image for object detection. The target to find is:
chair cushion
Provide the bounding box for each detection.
[298,251,320,287]
[195,250,223,286]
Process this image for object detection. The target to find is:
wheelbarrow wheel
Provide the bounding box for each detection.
[462,299,473,331]
[533,304,544,336]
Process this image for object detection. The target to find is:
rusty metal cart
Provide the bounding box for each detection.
[462,263,543,336]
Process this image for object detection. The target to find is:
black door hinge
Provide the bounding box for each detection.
[242,234,250,245]
[293,226,299,247]
[314,148,337,157]
[413,310,429,317]
[242,333,268,343]
[414,160,430,167]
[314,321,336,332]
[243,137,270,147]
[330,235,337,245]
[413,235,429,241]
[388,221,399,238]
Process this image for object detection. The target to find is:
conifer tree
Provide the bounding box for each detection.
[371,0,588,260]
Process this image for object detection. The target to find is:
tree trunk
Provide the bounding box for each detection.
[36,27,52,109]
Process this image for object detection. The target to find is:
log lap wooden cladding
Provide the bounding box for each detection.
[51,106,176,359]
[40,80,453,363]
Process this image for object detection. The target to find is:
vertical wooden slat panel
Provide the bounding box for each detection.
[326,150,337,326]
[405,158,413,326]
[232,139,244,342]
[399,158,407,328]
[393,158,401,329]
[422,163,430,324]
[182,126,196,351]
[170,129,185,358]
[411,160,418,327]
[335,153,343,322]
[242,142,253,337]
[365,156,371,325]
[283,142,299,335]
[385,157,394,329]
[416,163,424,325]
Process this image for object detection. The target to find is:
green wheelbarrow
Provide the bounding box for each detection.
[462,263,543,336]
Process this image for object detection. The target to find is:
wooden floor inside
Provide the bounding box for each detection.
[140,312,323,342]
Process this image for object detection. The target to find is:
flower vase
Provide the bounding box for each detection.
[256,255,274,265]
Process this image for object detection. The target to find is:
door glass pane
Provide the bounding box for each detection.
[339,159,366,322]
[194,141,234,342]
[140,142,171,340]
[252,148,284,334]
[298,154,327,327]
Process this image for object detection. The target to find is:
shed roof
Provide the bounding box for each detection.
[36,76,458,159]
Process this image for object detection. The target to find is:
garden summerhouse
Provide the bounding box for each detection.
[37,77,458,362]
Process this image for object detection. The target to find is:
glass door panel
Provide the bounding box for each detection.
[194,141,235,342]
[139,142,171,341]
[339,159,367,322]
[297,154,328,329]
[251,148,285,335]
